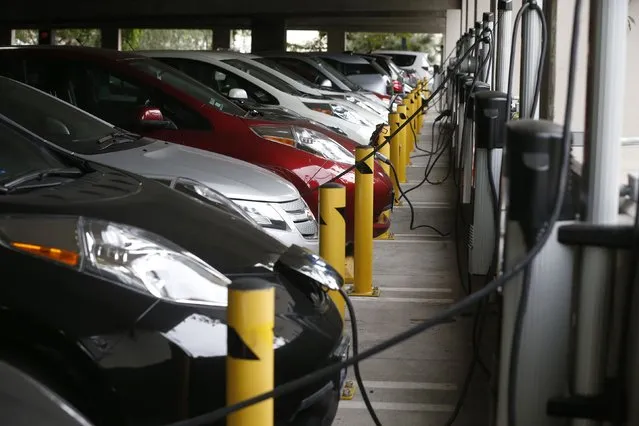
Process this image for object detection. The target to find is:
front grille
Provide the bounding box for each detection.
[279,198,318,239]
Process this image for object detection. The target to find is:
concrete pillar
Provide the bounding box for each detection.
[552,0,589,132]
[38,29,56,45]
[467,0,476,30]
[101,28,121,50]
[475,0,491,22]
[445,9,462,61]
[213,26,232,50]
[624,0,639,137]
[462,0,468,33]
[0,28,15,46]
[251,19,286,53]
[327,30,345,53]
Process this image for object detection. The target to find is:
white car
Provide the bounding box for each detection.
[372,50,433,83]
[140,50,382,145]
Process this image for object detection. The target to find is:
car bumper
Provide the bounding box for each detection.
[266,228,319,253]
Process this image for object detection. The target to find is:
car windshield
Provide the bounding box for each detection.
[126,58,245,116]
[311,57,360,91]
[0,77,152,155]
[386,53,418,67]
[0,118,68,183]
[222,59,306,96]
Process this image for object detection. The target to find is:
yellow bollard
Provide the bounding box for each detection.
[397,104,410,172]
[389,111,406,190]
[319,182,346,319]
[416,87,424,132]
[227,278,274,426]
[374,125,394,240]
[377,124,391,177]
[350,146,380,297]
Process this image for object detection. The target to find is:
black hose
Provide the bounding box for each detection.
[339,288,383,426]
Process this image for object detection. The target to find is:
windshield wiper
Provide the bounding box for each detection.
[0,167,84,194]
[95,130,142,150]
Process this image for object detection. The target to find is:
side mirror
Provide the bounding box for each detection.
[137,106,177,130]
[422,66,430,72]
[320,79,333,88]
[229,88,248,100]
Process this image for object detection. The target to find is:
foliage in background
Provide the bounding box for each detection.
[287,31,327,52]
[345,32,443,64]
[14,28,213,50]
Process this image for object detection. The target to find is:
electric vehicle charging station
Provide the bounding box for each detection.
[461,81,490,206]
[469,91,508,277]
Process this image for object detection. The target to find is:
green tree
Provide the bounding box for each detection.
[287,31,327,52]
[345,32,443,64]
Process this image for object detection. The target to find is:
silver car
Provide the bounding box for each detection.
[0,76,319,252]
[309,52,391,96]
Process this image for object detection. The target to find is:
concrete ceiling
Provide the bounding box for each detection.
[1,0,457,32]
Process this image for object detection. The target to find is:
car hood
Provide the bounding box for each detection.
[0,163,290,275]
[91,140,300,202]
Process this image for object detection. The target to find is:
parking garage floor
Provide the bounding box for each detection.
[335,114,497,426]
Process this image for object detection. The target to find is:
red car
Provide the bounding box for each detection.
[0,46,393,244]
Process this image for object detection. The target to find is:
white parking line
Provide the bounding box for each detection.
[363,381,457,391]
[382,287,453,293]
[339,401,455,412]
[350,297,454,304]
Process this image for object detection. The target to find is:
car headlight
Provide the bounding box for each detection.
[0,215,230,307]
[165,177,262,228]
[233,200,289,231]
[303,102,375,127]
[250,125,355,164]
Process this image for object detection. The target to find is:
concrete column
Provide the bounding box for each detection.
[475,0,491,22]
[0,28,15,46]
[624,0,639,137]
[327,30,345,53]
[445,9,462,61]
[38,29,56,45]
[462,0,468,33]
[552,0,589,132]
[251,19,286,53]
[101,27,121,50]
[467,0,476,30]
[213,26,231,50]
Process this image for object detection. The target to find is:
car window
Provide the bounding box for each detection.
[125,58,245,116]
[0,119,66,182]
[158,58,279,106]
[0,77,146,155]
[222,59,304,96]
[259,58,320,85]
[319,58,378,76]
[388,53,418,67]
[311,58,360,90]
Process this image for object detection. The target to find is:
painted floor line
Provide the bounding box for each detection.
[381,287,453,293]
[350,297,454,304]
[363,380,457,391]
[338,401,455,412]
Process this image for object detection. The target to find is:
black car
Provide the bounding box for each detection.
[0,115,348,426]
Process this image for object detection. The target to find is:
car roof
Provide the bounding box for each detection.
[308,52,370,64]
[373,50,422,56]
[135,49,259,61]
[0,45,144,61]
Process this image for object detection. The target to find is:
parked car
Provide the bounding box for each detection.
[0,114,349,426]
[201,51,390,126]
[309,52,392,97]
[0,75,319,251]
[254,52,392,115]
[139,50,379,145]
[371,50,433,82]
[0,46,393,243]
[357,53,414,94]
[0,361,94,426]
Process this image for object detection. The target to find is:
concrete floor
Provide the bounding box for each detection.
[334,116,497,426]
